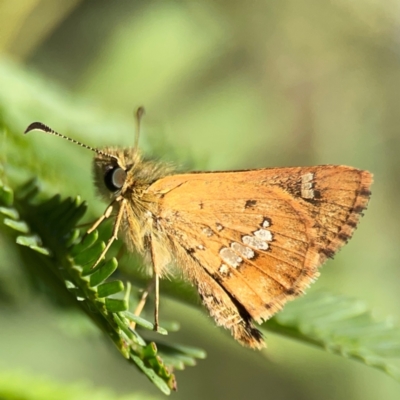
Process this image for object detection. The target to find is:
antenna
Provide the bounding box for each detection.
[133,106,145,153]
[24,122,118,161]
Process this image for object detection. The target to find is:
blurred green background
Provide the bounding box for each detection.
[0,0,399,399]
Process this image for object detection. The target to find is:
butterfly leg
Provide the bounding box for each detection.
[129,281,154,330]
[149,240,162,332]
[91,198,126,269]
[153,272,160,331]
[76,220,100,229]
[84,195,122,237]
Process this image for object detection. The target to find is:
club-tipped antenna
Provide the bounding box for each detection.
[24,122,118,161]
[133,106,145,153]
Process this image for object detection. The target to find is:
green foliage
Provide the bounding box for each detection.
[0,178,206,395]
[0,54,399,397]
[269,291,400,381]
[1,176,400,392]
[0,370,162,400]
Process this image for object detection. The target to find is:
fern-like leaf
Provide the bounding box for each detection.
[0,178,206,394]
[267,291,400,381]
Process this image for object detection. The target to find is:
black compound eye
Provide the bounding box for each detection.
[104,166,127,192]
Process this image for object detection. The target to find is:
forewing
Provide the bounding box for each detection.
[148,165,372,346]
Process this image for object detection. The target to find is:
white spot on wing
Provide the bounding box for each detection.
[301,172,314,199]
[202,227,213,237]
[219,264,229,275]
[216,223,224,231]
[262,219,270,228]
[254,228,273,241]
[231,242,255,259]
[219,247,242,268]
[242,235,269,250]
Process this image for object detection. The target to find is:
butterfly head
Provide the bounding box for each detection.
[92,147,142,200]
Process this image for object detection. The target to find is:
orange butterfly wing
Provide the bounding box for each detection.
[148,165,372,348]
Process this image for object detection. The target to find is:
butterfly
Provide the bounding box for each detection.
[25,113,372,349]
